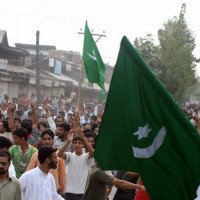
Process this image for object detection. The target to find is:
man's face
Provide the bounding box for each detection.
[12,135,23,145]
[56,127,65,138]
[84,114,89,121]
[72,140,84,154]
[41,134,53,147]
[85,124,92,130]
[38,124,46,133]
[86,137,95,147]
[0,156,10,175]
[18,106,24,113]
[94,127,99,135]
[55,118,64,126]
[50,110,55,117]
[48,152,58,169]
[65,105,70,111]
[14,120,21,129]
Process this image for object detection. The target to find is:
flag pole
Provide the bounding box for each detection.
[77,61,84,112]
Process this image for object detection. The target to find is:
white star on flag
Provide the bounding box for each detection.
[133,123,152,140]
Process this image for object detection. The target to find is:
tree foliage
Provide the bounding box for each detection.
[134,3,198,102]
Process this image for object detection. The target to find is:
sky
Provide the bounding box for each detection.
[1,0,200,72]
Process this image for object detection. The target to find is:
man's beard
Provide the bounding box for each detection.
[48,159,57,169]
[0,168,8,175]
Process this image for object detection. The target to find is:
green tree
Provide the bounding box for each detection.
[158,3,197,101]
[134,3,198,102]
[134,34,162,77]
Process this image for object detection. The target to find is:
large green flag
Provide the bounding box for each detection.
[95,36,200,200]
[82,21,105,90]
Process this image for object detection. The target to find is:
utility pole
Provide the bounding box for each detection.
[78,30,106,43]
[36,30,40,102]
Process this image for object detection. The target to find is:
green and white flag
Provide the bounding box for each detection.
[95,36,200,200]
[82,21,105,90]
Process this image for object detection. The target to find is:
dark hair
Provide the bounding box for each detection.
[84,131,95,138]
[55,116,64,123]
[38,147,57,164]
[72,135,84,144]
[37,121,49,130]
[2,119,10,132]
[13,128,29,141]
[21,120,32,134]
[56,123,70,132]
[90,115,97,121]
[0,151,11,162]
[0,136,12,149]
[58,111,65,118]
[14,117,21,123]
[41,129,54,139]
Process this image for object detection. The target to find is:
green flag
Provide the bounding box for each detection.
[95,36,200,200]
[82,21,105,90]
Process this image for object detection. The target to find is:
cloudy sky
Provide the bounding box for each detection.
[1,0,200,70]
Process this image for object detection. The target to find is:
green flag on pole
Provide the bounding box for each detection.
[82,21,105,90]
[95,36,200,200]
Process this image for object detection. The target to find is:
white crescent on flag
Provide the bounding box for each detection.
[132,125,166,158]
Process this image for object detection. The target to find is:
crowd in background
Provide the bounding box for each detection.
[3,93,199,199]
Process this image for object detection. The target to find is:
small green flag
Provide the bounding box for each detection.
[95,36,200,200]
[82,21,105,90]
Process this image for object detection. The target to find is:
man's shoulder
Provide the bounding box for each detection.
[29,145,38,152]
[9,176,20,184]
[9,145,19,152]
[21,167,38,177]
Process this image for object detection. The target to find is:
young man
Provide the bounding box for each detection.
[26,129,66,196]
[9,128,37,178]
[58,128,94,200]
[82,164,145,200]
[54,123,71,151]
[0,136,16,177]
[19,147,64,200]
[0,151,21,200]
[0,119,13,143]
[55,116,65,127]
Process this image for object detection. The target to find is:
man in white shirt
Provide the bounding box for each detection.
[58,128,94,200]
[19,147,64,200]
[54,123,71,151]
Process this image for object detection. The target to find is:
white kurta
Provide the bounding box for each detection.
[19,166,64,200]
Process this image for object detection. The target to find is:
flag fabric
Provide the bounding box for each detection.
[94,36,200,200]
[82,21,105,90]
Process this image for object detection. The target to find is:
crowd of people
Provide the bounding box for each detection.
[1,92,200,200]
[0,93,146,200]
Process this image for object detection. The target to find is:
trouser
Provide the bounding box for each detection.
[65,193,83,200]
[113,189,135,200]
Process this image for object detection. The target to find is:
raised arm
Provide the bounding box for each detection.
[44,105,56,132]
[8,104,16,133]
[30,100,38,129]
[77,128,94,158]
[57,129,74,159]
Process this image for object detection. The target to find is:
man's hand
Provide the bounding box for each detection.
[67,129,75,142]
[30,100,36,111]
[9,104,16,114]
[44,104,51,119]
